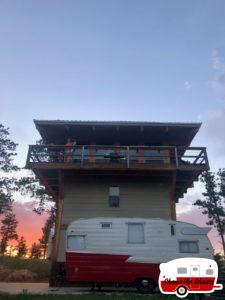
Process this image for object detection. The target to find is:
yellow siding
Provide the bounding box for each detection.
[58,176,170,261]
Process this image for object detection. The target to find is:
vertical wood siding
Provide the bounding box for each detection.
[58,176,170,261]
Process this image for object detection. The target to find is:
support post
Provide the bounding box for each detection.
[81,146,84,165]
[175,147,178,167]
[89,145,96,163]
[49,170,65,287]
[127,146,130,168]
[169,172,177,220]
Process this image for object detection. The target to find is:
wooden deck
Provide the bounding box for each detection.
[26,145,209,202]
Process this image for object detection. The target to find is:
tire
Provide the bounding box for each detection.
[176,285,188,297]
[135,278,156,294]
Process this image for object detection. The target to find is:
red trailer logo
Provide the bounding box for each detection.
[159,258,223,298]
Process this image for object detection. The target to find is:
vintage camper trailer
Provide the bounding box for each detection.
[159,258,223,298]
[66,217,213,293]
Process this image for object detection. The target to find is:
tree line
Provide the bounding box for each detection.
[0,123,55,258]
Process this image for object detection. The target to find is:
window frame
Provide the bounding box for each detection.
[127,222,145,244]
[109,186,120,207]
[177,267,187,275]
[67,234,86,251]
[179,240,199,253]
[100,222,112,229]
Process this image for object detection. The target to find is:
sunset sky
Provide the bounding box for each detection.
[1,1,225,252]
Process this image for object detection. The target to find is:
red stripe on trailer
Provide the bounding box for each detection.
[66,252,160,283]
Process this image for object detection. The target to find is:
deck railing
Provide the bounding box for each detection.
[26,145,209,169]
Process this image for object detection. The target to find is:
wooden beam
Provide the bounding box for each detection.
[51,170,64,262]
[169,171,177,220]
[35,170,57,200]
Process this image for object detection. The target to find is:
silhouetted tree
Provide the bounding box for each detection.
[194,170,225,255]
[0,209,18,254]
[214,253,225,274]
[30,242,42,259]
[16,236,28,257]
[0,124,19,214]
[39,208,55,258]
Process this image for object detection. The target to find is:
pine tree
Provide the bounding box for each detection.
[16,236,27,257]
[30,242,42,259]
[39,208,55,258]
[0,124,19,214]
[194,170,225,255]
[0,209,18,254]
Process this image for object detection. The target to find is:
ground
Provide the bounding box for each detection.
[0,257,50,282]
[0,283,223,300]
[0,294,222,300]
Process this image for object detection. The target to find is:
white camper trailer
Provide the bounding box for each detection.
[66,218,213,292]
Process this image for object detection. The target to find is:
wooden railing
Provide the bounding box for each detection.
[26,145,209,169]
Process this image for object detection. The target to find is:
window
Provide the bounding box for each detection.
[179,241,199,253]
[109,186,120,207]
[206,269,214,275]
[128,223,145,244]
[101,222,112,229]
[67,235,85,250]
[177,267,187,274]
[170,224,175,236]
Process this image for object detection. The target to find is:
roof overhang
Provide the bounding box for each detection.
[34,120,201,146]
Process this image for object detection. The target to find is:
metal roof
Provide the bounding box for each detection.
[34,119,201,127]
[33,119,201,146]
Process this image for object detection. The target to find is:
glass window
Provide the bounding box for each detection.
[101,222,112,229]
[128,223,144,244]
[179,241,199,253]
[177,267,187,274]
[67,235,85,250]
[206,269,214,275]
[109,186,120,207]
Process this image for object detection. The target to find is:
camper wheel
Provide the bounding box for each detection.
[176,285,188,297]
[135,278,155,294]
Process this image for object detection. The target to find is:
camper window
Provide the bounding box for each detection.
[109,186,120,207]
[101,222,112,229]
[206,269,214,275]
[177,267,187,274]
[179,241,199,253]
[67,235,86,250]
[128,223,145,244]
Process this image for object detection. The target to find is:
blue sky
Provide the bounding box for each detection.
[1,0,225,252]
[1,0,225,166]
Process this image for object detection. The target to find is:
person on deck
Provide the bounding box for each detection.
[65,138,73,162]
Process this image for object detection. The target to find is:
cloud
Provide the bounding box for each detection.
[11,201,48,247]
[212,50,225,72]
[204,108,225,157]
[211,51,225,93]
[184,81,192,90]
[177,207,222,254]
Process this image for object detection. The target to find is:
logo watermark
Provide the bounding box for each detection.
[158,257,223,298]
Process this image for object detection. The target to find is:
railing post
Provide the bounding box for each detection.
[26,145,32,166]
[175,147,179,167]
[203,148,210,169]
[127,146,130,168]
[81,146,84,165]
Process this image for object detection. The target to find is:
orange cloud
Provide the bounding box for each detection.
[11,201,48,248]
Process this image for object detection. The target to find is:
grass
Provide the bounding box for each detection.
[0,294,223,300]
[0,256,51,281]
